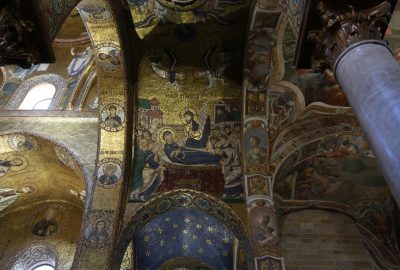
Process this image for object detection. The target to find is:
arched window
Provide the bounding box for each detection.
[29,264,55,270]
[18,83,56,110]
[5,74,66,110]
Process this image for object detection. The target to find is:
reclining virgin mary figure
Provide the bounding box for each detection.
[162,130,220,165]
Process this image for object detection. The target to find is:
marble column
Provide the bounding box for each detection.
[334,40,400,207]
[306,1,400,206]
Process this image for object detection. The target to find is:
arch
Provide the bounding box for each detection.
[0,131,89,270]
[5,74,67,110]
[114,189,254,270]
[7,241,58,270]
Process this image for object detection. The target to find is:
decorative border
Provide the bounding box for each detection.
[5,74,67,110]
[7,241,59,270]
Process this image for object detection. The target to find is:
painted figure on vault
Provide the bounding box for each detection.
[162,130,220,165]
[182,104,211,149]
[245,135,268,165]
[131,138,160,201]
[31,208,58,237]
[0,158,24,178]
[0,186,34,211]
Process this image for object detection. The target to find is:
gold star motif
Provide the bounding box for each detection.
[192,234,197,240]
[222,236,229,243]
[182,244,189,250]
[173,223,178,229]
[165,217,171,222]
[157,227,163,234]
[183,229,189,235]
[184,217,190,223]
[222,250,228,256]
[206,239,212,245]
[145,250,151,257]
[198,248,203,254]
[207,226,215,232]
[159,240,164,247]
[196,224,202,229]
[144,236,150,242]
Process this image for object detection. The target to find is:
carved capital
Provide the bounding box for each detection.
[307,1,391,72]
[0,1,39,68]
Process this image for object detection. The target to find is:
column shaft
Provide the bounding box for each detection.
[334,40,400,206]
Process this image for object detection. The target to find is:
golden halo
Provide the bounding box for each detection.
[5,154,28,171]
[180,107,199,125]
[158,127,176,145]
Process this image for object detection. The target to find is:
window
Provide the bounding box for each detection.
[18,83,56,110]
[30,265,55,270]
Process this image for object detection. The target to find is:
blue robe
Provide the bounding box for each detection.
[164,142,220,165]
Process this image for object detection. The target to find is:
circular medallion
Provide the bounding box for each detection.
[100,102,126,132]
[96,43,122,71]
[96,158,123,188]
[84,212,114,248]
[79,6,112,23]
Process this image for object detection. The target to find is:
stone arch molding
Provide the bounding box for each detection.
[37,0,134,269]
[114,189,255,270]
[42,0,133,269]
[5,74,67,110]
[7,241,58,270]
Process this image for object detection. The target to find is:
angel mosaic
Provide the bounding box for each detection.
[8,134,37,151]
[194,45,232,89]
[0,185,35,212]
[149,48,186,91]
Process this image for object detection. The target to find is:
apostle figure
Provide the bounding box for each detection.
[131,138,160,200]
[87,219,110,244]
[215,143,242,187]
[104,105,122,129]
[99,163,119,185]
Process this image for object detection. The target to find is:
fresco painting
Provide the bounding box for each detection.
[249,200,279,256]
[274,134,388,207]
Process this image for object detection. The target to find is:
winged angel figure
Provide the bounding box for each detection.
[194,45,231,89]
[149,48,186,91]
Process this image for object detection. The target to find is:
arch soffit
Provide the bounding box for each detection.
[116,189,255,270]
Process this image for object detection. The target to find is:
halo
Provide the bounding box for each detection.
[92,218,110,230]
[5,154,29,171]
[158,127,176,144]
